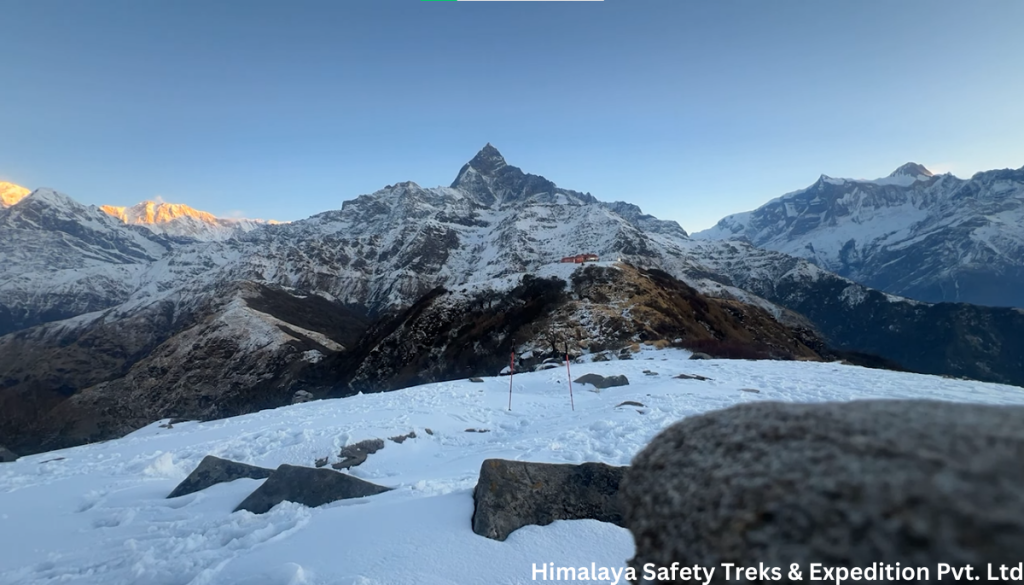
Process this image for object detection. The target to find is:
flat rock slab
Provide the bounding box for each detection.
[235,464,391,514]
[167,455,274,498]
[472,458,626,541]
[622,400,1024,580]
[0,445,18,463]
[573,373,629,389]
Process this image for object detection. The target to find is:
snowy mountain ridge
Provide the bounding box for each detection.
[695,163,1024,307]
[100,200,283,241]
[5,146,1024,457]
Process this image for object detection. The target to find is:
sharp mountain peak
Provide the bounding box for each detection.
[889,162,934,178]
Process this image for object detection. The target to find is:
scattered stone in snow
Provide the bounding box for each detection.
[643,370,658,376]
[234,464,392,514]
[472,458,626,541]
[674,373,712,381]
[424,428,434,435]
[739,388,761,393]
[332,438,386,470]
[465,428,490,433]
[167,455,274,499]
[689,352,713,360]
[616,401,645,408]
[469,377,485,383]
[292,390,314,404]
[314,457,328,468]
[389,431,417,444]
[574,373,629,389]
[622,401,1024,574]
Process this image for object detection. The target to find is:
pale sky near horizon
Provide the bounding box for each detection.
[1,0,1022,232]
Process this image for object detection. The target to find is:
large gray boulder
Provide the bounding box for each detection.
[573,373,629,389]
[622,400,1024,582]
[167,455,274,498]
[472,459,626,541]
[234,464,391,514]
[0,445,18,463]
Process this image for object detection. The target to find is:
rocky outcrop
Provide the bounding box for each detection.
[472,459,626,541]
[573,373,629,389]
[234,464,391,514]
[621,401,1024,581]
[167,455,274,498]
[0,445,17,463]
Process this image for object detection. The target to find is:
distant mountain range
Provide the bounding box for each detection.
[695,162,1024,308]
[3,146,1024,455]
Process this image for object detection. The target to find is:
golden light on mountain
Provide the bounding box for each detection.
[100,201,221,226]
[0,181,30,207]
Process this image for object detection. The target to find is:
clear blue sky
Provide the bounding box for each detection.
[2,0,1022,232]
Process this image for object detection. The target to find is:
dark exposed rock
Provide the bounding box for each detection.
[739,387,760,393]
[688,352,713,360]
[314,457,328,468]
[674,373,711,381]
[616,401,645,408]
[469,377,484,383]
[621,401,1024,581]
[167,455,274,498]
[332,438,385,470]
[234,464,391,514]
[465,428,490,433]
[0,445,18,462]
[389,431,416,444]
[472,458,626,541]
[573,373,629,389]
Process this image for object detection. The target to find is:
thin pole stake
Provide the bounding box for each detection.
[508,348,515,411]
[564,341,575,411]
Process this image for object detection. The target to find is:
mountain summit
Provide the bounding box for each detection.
[464,143,507,176]
[889,162,934,178]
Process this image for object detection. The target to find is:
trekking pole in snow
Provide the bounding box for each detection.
[564,341,575,411]
[508,347,515,411]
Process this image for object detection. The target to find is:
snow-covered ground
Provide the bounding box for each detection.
[2,349,1023,585]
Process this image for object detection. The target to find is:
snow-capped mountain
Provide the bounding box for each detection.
[695,163,1024,308]
[4,146,1024,457]
[100,200,281,241]
[0,188,170,334]
[0,181,30,208]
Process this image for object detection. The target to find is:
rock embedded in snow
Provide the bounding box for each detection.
[235,464,392,514]
[0,445,18,462]
[471,458,626,541]
[167,455,274,498]
[332,438,386,470]
[688,352,713,360]
[621,400,1024,576]
[292,390,314,404]
[573,373,629,389]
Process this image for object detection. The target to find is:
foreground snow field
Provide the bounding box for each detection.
[2,349,1023,585]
